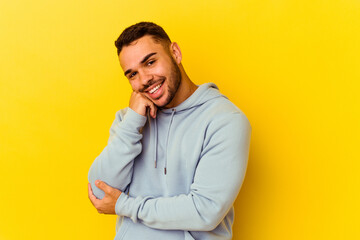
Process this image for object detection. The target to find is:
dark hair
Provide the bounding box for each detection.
[115,22,171,55]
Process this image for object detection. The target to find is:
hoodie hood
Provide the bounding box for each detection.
[160,82,226,114]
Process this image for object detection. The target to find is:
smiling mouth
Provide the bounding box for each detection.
[148,82,163,94]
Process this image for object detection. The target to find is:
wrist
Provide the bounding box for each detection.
[121,108,147,131]
[129,103,148,116]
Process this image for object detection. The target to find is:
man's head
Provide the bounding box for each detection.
[115,22,172,56]
[115,22,183,108]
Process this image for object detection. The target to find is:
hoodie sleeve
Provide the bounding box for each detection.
[88,108,147,199]
[115,112,251,231]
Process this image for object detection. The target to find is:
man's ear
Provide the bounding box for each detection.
[169,42,182,64]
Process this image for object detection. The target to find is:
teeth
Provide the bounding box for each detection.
[149,83,162,94]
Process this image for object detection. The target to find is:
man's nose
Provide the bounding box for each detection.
[138,71,153,85]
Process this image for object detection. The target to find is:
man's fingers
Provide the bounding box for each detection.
[95,180,113,194]
[129,91,158,118]
[89,181,122,215]
[88,183,98,206]
[148,102,157,118]
[142,93,157,118]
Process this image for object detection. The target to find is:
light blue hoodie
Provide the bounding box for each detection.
[88,83,251,240]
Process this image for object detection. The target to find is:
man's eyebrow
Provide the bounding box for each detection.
[124,69,132,76]
[124,52,157,77]
[141,52,157,64]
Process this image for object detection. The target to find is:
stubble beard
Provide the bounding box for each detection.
[157,58,182,108]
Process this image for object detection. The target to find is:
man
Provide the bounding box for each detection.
[88,22,251,240]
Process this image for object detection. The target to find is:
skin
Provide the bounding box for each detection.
[88,181,120,214]
[88,35,198,214]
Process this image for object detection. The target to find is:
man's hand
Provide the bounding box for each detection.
[88,180,122,214]
[129,91,157,118]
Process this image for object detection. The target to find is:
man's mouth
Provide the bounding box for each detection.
[148,82,163,94]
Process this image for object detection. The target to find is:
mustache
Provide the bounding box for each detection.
[139,77,165,92]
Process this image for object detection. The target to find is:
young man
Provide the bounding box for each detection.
[88,22,251,240]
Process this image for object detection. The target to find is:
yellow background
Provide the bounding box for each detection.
[1,0,359,239]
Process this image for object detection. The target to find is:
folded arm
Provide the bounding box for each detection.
[115,113,251,231]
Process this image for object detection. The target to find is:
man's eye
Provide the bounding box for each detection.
[129,72,137,78]
[147,60,155,66]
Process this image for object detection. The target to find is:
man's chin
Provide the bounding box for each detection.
[151,90,175,109]
[151,95,170,109]
[153,100,170,109]
[154,102,167,109]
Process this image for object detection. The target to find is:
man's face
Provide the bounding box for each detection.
[119,35,181,108]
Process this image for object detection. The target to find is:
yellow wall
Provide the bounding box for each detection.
[1,0,359,239]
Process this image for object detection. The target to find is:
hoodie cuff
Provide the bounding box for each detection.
[115,193,138,222]
[120,108,147,133]
[115,193,153,223]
